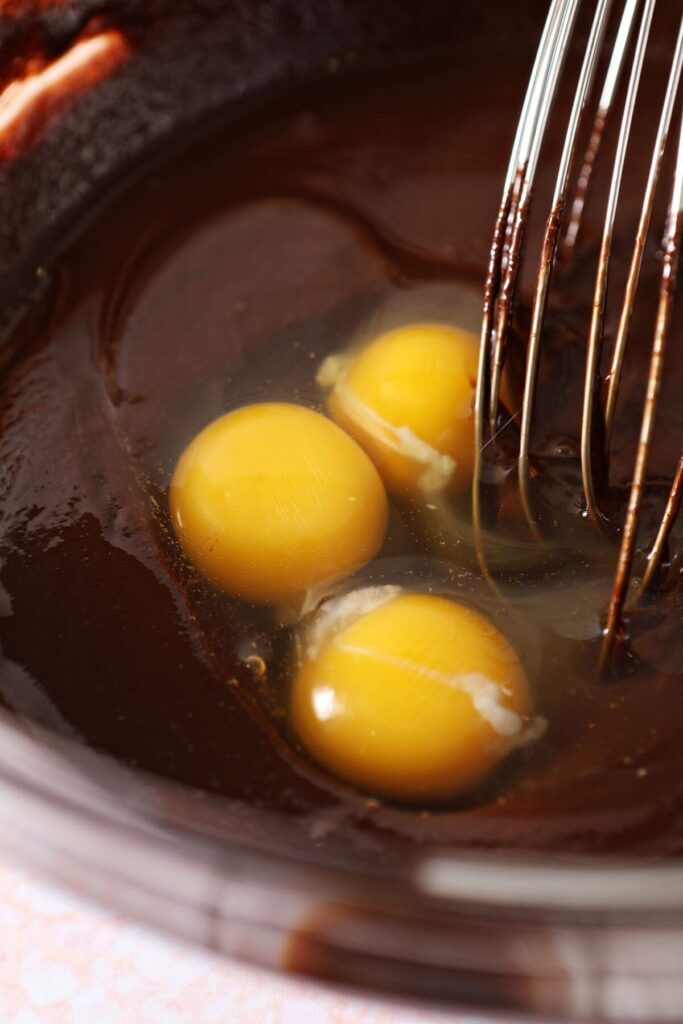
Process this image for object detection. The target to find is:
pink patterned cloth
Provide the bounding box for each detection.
[0,860,469,1024]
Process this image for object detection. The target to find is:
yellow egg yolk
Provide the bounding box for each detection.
[321,323,479,498]
[169,403,388,604]
[292,591,534,800]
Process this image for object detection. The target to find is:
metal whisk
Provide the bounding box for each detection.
[474,0,683,670]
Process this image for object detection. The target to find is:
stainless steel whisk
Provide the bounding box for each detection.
[474,0,683,669]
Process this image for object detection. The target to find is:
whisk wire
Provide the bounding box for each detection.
[602,14,683,453]
[518,0,615,531]
[602,106,683,664]
[474,0,581,579]
[580,0,657,529]
[638,450,683,596]
[561,0,641,256]
[487,0,583,438]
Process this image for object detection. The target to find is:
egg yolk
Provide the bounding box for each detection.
[320,323,479,498]
[169,403,388,604]
[292,592,533,800]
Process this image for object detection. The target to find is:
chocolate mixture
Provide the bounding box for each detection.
[1,30,683,868]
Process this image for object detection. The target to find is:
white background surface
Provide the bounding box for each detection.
[0,859,472,1024]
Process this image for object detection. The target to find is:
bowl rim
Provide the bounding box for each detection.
[2,13,683,1014]
[2,706,683,921]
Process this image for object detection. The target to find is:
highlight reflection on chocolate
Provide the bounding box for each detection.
[0,29,129,159]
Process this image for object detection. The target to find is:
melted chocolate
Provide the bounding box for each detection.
[1,35,683,868]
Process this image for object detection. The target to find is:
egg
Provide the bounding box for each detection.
[319,323,479,498]
[169,403,388,603]
[292,590,535,800]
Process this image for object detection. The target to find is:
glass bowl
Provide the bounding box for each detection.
[1,2,683,1019]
